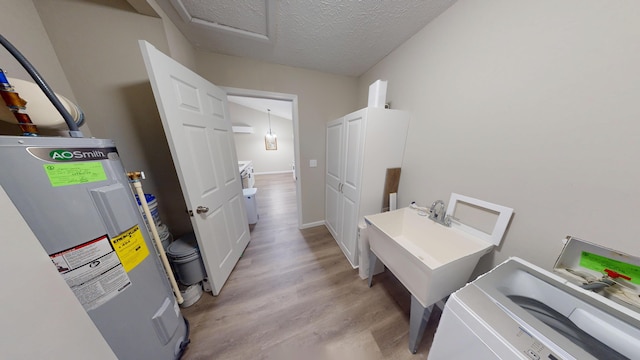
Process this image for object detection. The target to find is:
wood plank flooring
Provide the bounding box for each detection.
[180,173,441,359]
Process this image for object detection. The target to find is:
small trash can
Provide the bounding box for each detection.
[166,232,206,286]
[243,187,258,224]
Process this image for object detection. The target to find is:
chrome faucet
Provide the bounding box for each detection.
[428,200,451,227]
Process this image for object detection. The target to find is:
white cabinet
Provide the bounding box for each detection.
[325,107,409,267]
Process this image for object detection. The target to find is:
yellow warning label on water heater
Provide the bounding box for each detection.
[43,161,107,187]
[110,225,149,272]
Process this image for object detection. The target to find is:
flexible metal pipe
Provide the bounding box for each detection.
[128,172,184,304]
[0,34,83,137]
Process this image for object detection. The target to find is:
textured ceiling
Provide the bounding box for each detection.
[154,0,457,76]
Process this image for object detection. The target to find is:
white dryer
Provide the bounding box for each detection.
[428,238,640,360]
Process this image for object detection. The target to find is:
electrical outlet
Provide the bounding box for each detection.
[309,159,317,168]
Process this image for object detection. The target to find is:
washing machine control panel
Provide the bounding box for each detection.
[514,326,560,360]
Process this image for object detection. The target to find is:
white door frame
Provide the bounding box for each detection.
[222,87,302,229]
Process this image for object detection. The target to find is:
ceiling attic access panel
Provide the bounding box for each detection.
[169,0,275,42]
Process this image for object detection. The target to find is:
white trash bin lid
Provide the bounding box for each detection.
[242,187,257,197]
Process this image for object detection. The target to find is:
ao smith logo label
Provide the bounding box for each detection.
[49,149,109,161]
[27,147,118,162]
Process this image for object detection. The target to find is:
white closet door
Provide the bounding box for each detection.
[325,117,344,239]
[339,109,366,266]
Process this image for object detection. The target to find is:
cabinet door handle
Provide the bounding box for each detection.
[339,183,343,193]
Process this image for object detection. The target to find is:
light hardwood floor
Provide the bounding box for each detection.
[181,173,441,359]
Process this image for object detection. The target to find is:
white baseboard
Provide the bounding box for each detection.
[299,220,325,229]
[255,170,294,175]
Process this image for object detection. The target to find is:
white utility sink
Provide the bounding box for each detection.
[365,207,492,307]
[364,193,513,353]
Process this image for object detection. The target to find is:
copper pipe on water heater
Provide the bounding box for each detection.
[0,34,83,137]
[0,69,38,135]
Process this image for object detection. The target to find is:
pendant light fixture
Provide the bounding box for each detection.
[264,108,277,150]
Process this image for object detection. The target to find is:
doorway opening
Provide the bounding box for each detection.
[223,87,302,229]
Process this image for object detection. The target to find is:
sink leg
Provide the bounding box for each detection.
[409,295,432,354]
[368,250,378,288]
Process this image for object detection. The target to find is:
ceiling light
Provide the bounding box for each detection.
[265,108,277,150]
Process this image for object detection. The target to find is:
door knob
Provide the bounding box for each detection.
[196,206,209,214]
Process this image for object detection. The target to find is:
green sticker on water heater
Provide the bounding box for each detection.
[43,161,107,187]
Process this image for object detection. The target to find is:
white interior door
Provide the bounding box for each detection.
[139,41,249,295]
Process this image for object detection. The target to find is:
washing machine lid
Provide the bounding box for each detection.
[553,236,640,311]
[471,257,640,360]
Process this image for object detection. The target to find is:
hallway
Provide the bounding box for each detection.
[181,173,439,359]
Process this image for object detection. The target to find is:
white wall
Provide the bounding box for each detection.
[230,102,294,174]
[358,0,640,272]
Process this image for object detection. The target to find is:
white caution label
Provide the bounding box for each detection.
[50,235,131,311]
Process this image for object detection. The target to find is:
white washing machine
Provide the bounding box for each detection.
[428,237,640,360]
